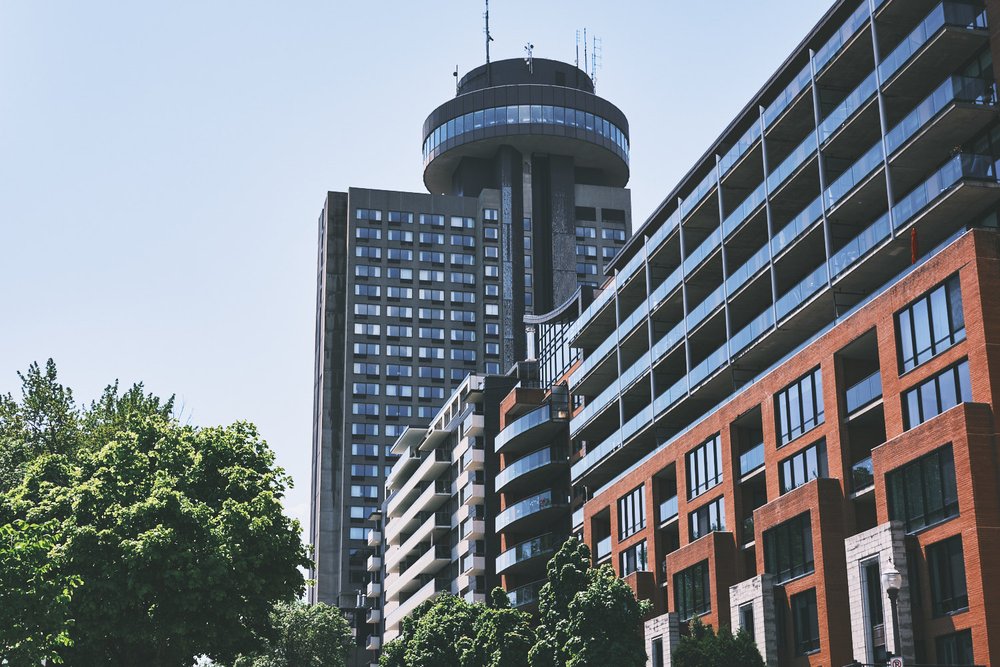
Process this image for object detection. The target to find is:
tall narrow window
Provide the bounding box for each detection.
[897,274,965,373]
[738,603,755,641]
[617,485,646,541]
[674,560,711,620]
[776,368,824,445]
[763,512,814,583]
[688,496,725,541]
[927,535,968,617]
[886,445,958,533]
[686,434,723,499]
[936,630,974,665]
[779,439,828,494]
[791,588,820,655]
[902,360,971,429]
[619,540,648,576]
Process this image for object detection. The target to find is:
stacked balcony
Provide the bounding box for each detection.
[568,0,1000,492]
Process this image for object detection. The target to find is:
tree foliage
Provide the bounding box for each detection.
[230,601,353,667]
[0,360,311,666]
[671,617,765,667]
[529,537,649,667]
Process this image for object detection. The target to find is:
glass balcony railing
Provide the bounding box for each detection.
[680,171,719,219]
[726,243,771,295]
[886,76,996,155]
[596,535,612,560]
[814,1,870,74]
[574,333,617,385]
[730,307,775,356]
[851,457,875,492]
[508,580,544,608]
[878,2,987,84]
[621,405,654,443]
[655,376,689,414]
[659,495,679,523]
[829,212,892,278]
[771,195,824,257]
[496,447,557,490]
[845,371,883,413]
[571,380,619,434]
[572,506,584,527]
[651,320,686,361]
[647,209,681,254]
[764,64,812,126]
[618,300,649,340]
[689,342,729,388]
[825,142,884,210]
[495,404,552,452]
[892,153,997,229]
[620,251,647,287]
[620,352,652,392]
[819,70,878,143]
[683,227,723,275]
[742,515,755,545]
[496,489,560,531]
[739,442,766,477]
[767,133,817,193]
[496,533,560,573]
[720,121,763,177]
[687,283,726,331]
[723,181,767,238]
[568,278,615,342]
[650,265,684,308]
[775,264,829,321]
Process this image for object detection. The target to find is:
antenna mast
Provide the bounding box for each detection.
[583,28,588,78]
[591,35,602,91]
[524,43,534,75]
[484,0,494,86]
[575,30,580,69]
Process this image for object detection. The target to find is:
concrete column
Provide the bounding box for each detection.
[644,612,681,667]
[728,574,779,667]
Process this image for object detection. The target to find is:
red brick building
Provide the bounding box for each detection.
[566,0,1000,664]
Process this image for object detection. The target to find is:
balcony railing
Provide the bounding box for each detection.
[683,228,723,275]
[741,515,755,545]
[731,308,775,357]
[495,404,552,452]
[495,489,561,531]
[687,284,726,331]
[496,446,559,490]
[770,195,823,257]
[496,533,561,573]
[726,243,771,295]
[764,64,811,127]
[825,142,883,210]
[659,495,679,524]
[775,263,828,321]
[829,212,892,279]
[719,121,762,177]
[893,153,996,229]
[723,180,768,238]
[845,371,883,414]
[886,75,996,155]
[851,457,875,492]
[767,134,816,194]
[878,2,987,84]
[596,535,612,560]
[814,1,870,74]
[739,442,765,477]
[680,170,719,220]
[819,70,878,144]
[572,506,584,528]
[508,580,544,608]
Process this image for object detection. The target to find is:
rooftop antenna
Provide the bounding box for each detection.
[591,35,602,91]
[524,43,534,75]
[453,65,459,95]
[575,30,580,69]
[484,0,494,86]
[583,28,588,78]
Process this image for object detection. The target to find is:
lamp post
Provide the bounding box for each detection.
[882,562,903,659]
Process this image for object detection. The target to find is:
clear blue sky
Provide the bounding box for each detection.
[0,1,829,530]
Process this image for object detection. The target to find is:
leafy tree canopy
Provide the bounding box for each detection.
[671,617,765,667]
[0,360,311,667]
[230,601,353,667]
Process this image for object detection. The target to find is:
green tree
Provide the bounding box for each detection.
[405,594,482,667]
[529,537,649,667]
[0,517,80,665]
[458,588,534,667]
[0,361,311,667]
[671,617,764,667]
[230,601,353,667]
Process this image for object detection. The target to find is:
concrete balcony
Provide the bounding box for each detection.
[366,529,381,547]
[365,581,381,598]
[460,482,485,506]
[384,577,451,639]
[366,555,381,572]
[460,518,485,540]
[460,445,484,472]
[461,555,486,575]
[366,635,381,651]
[463,412,484,437]
[387,544,451,599]
[385,480,451,543]
[386,448,450,517]
[385,510,450,571]
[365,608,381,624]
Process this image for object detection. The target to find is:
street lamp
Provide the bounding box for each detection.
[882,562,903,658]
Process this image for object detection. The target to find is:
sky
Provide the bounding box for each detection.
[0,0,830,532]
